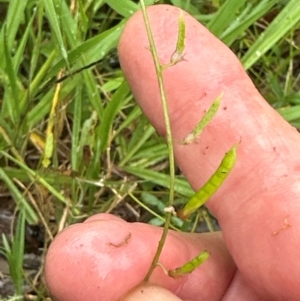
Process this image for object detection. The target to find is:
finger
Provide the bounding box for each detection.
[84,213,124,223]
[45,214,235,301]
[221,272,264,301]
[118,4,300,300]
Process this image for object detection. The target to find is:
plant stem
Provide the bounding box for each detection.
[139,0,176,282]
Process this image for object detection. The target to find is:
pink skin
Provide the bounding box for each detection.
[45,5,300,301]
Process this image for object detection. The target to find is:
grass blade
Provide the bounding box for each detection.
[99,81,131,153]
[10,210,26,294]
[0,151,70,206]
[2,27,20,123]
[123,166,194,197]
[41,0,70,69]
[0,167,38,224]
[208,0,246,37]
[242,0,300,70]
[221,0,277,46]
[45,21,125,84]
[105,0,138,17]
[119,126,156,166]
[0,0,29,69]
[71,84,83,172]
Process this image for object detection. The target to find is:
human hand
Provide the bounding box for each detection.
[45,5,300,301]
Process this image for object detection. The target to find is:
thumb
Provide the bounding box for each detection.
[120,283,184,301]
[118,4,300,300]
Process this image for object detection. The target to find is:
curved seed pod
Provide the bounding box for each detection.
[178,145,237,219]
[182,94,222,144]
[170,10,186,64]
[168,250,210,278]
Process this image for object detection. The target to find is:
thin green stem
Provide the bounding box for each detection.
[129,192,180,231]
[144,212,172,282]
[139,0,176,282]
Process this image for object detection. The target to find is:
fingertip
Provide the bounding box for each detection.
[45,218,234,301]
[45,219,146,301]
[84,213,125,223]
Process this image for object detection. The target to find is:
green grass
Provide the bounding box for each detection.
[0,0,300,299]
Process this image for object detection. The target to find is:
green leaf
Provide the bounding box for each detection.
[105,0,138,17]
[277,105,300,122]
[0,0,29,69]
[208,0,246,37]
[129,144,168,168]
[242,0,300,70]
[46,21,125,82]
[119,125,156,166]
[99,81,131,153]
[221,0,277,46]
[2,26,20,123]
[71,84,83,172]
[0,167,38,224]
[41,0,70,69]
[0,151,70,206]
[13,11,36,73]
[123,166,194,197]
[11,210,26,294]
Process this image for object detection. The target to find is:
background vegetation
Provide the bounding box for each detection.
[0,0,299,299]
